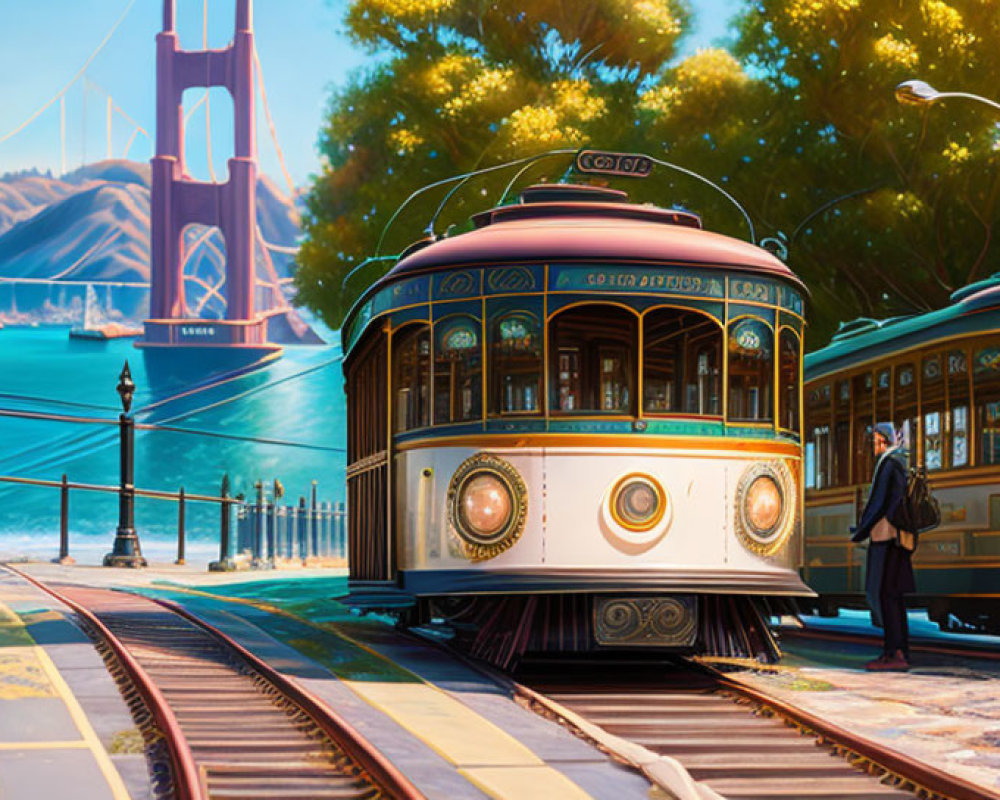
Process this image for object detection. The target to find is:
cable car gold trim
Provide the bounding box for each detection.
[396,432,802,456]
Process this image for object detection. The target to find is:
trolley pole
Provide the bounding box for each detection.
[104,362,147,568]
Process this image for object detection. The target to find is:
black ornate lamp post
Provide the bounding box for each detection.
[104,361,147,568]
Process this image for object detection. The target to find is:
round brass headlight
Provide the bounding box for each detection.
[610,474,667,532]
[458,473,512,541]
[745,475,782,535]
[448,453,527,560]
[734,462,796,556]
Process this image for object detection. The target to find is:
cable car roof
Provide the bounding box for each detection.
[806,273,1000,381]
[376,185,802,290]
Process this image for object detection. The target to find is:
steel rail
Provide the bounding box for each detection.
[704,661,1000,800]
[779,625,1000,662]
[151,596,426,800]
[4,565,206,800]
[417,626,996,800]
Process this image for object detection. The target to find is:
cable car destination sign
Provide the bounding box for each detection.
[575,149,654,178]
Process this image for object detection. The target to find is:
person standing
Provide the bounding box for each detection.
[850,422,915,671]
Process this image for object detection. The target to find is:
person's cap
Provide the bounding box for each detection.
[874,422,896,444]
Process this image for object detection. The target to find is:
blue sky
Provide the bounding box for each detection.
[0,0,744,190]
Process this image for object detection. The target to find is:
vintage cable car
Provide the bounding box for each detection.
[341,175,811,666]
[803,273,1000,633]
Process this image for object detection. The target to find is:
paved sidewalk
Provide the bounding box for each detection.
[726,630,1000,796]
[0,568,154,800]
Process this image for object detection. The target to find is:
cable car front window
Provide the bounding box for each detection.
[727,318,773,423]
[550,304,637,414]
[491,312,541,414]
[434,316,481,425]
[643,308,721,415]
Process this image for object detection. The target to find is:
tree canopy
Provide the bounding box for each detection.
[296,0,1000,345]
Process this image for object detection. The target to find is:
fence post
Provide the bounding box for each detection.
[209,474,233,572]
[310,480,319,560]
[335,500,346,559]
[298,496,307,562]
[55,474,74,565]
[175,487,186,565]
[254,480,264,564]
[322,501,332,558]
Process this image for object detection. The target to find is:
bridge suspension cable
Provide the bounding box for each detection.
[0,0,137,148]
[253,43,297,199]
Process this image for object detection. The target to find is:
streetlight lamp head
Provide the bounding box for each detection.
[116,361,136,414]
[895,79,940,107]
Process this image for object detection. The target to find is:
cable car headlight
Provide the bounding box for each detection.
[611,475,667,532]
[745,475,782,534]
[734,461,796,556]
[459,473,511,537]
[448,453,527,561]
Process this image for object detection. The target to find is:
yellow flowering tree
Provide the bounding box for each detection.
[295,0,694,325]
[734,0,1000,342]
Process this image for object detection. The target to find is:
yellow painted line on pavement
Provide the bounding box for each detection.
[34,646,132,800]
[0,596,132,800]
[160,586,596,799]
[0,740,90,750]
[339,678,542,768]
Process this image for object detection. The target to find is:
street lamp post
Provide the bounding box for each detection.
[104,361,147,568]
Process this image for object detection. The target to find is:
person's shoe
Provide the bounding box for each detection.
[864,653,890,671]
[868,650,910,671]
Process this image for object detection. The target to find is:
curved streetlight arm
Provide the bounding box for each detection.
[375,149,578,257]
[921,91,1000,114]
[644,155,756,244]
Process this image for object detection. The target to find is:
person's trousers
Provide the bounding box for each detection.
[881,584,909,658]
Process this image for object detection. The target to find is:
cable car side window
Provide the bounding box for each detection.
[550,304,638,414]
[778,328,801,433]
[948,349,969,468]
[642,307,721,416]
[392,323,431,432]
[922,354,944,471]
[894,364,916,471]
[975,346,1000,466]
[727,318,773,423]
[490,312,542,415]
[434,315,481,424]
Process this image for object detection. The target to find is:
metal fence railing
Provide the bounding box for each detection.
[0,472,346,570]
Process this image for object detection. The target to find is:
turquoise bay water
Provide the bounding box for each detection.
[0,327,346,563]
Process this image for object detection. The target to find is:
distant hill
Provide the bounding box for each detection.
[0,160,307,331]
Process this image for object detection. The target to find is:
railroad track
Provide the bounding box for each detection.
[512,656,998,800]
[10,569,422,800]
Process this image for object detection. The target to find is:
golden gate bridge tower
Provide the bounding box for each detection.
[138,0,282,379]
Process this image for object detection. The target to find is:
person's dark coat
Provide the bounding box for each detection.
[850,447,916,626]
[852,447,907,543]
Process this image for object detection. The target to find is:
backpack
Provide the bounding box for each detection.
[888,464,940,550]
